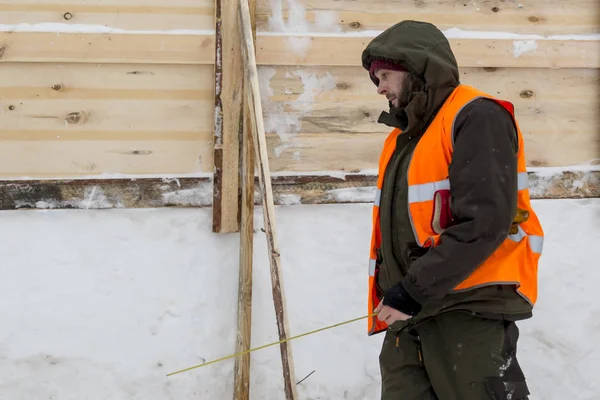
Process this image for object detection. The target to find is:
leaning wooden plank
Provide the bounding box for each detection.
[1,32,597,68]
[1,169,597,210]
[256,0,600,35]
[235,77,254,400]
[212,0,243,233]
[238,0,298,397]
[235,0,257,397]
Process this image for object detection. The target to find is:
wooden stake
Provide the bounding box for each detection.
[238,0,298,398]
[233,0,256,398]
[212,0,243,234]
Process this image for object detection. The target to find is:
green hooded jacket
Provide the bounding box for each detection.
[362,21,533,330]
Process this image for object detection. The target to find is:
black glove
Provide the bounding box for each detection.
[382,281,423,317]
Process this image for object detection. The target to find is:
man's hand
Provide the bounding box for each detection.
[374,300,412,324]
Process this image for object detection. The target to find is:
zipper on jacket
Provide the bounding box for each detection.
[416,335,423,366]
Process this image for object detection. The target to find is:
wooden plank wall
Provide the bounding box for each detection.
[0,0,598,204]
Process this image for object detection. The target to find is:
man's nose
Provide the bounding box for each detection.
[377,85,387,95]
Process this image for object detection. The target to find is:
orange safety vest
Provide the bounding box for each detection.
[368,84,544,335]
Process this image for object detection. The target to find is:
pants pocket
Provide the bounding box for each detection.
[485,376,530,400]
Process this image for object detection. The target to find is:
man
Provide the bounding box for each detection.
[361,20,544,399]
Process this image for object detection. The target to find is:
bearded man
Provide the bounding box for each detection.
[362,20,544,400]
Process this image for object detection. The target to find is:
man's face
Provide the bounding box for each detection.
[374,69,409,110]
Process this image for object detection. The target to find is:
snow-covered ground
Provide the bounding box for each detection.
[0,198,598,399]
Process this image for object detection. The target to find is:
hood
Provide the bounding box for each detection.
[361,20,460,133]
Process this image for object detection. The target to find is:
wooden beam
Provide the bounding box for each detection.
[254,36,600,68]
[212,0,243,233]
[254,0,600,36]
[0,169,597,210]
[239,0,298,397]
[1,32,598,68]
[234,0,257,398]
[4,0,598,36]
[0,64,596,177]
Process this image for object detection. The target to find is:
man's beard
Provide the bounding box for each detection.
[388,73,426,118]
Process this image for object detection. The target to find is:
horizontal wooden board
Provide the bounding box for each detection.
[0,140,210,176]
[0,62,212,90]
[0,63,213,137]
[0,32,214,64]
[266,131,598,172]
[254,35,600,68]
[261,66,598,129]
[259,65,600,168]
[0,100,212,133]
[2,0,597,35]
[0,63,216,175]
[0,169,597,210]
[0,1,213,32]
[1,32,597,68]
[1,127,592,177]
[256,0,600,35]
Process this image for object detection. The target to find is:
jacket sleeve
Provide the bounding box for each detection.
[393,98,519,309]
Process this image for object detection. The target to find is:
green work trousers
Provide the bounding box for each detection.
[379,311,530,399]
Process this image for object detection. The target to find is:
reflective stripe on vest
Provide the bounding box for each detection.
[408,172,530,204]
[369,258,376,276]
[406,171,542,252]
[408,179,450,204]
[374,189,382,207]
[509,226,544,254]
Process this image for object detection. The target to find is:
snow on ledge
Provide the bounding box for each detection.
[0,165,597,183]
[0,172,214,182]
[527,164,600,177]
[1,23,599,41]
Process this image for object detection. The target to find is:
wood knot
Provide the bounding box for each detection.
[349,21,361,29]
[63,12,73,20]
[65,111,89,124]
[491,7,500,12]
[0,46,6,60]
[528,16,540,23]
[51,84,63,92]
[130,150,152,156]
[483,67,497,72]
[336,82,350,90]
[8,105,15,111]
[126,70,154,75]
[520,90,534,98]
[363,111,371,118]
